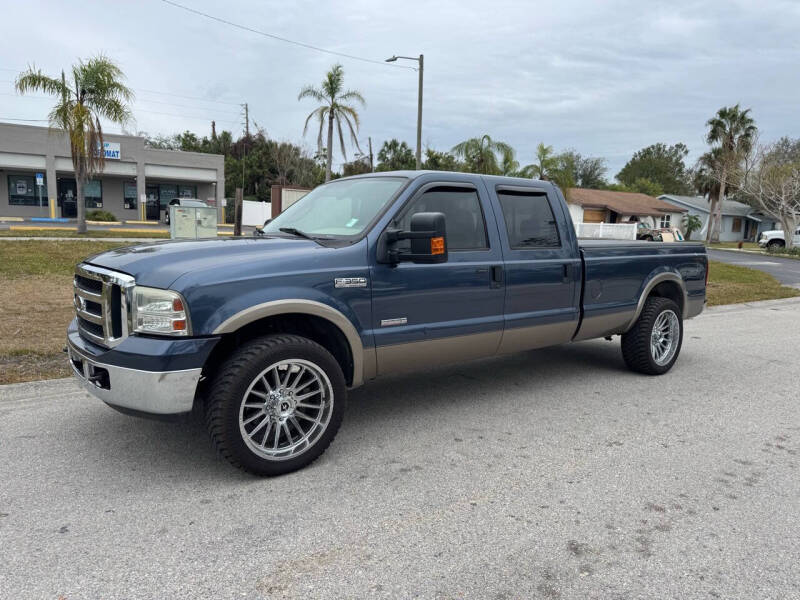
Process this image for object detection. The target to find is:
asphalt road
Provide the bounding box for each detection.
[2,298,799,599]
[708,248,800,287]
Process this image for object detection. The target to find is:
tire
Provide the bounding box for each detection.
[767,240,784,250]
[205,334,346,475]
[621,297,683,375]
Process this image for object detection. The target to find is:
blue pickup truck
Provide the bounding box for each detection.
[67,171,707,475]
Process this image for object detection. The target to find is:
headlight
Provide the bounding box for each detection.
[132,286,191,336]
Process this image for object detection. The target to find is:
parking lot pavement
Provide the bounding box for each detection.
[708,248,800,287]
[1,299,799,599]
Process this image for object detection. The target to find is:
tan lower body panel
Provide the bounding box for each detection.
[376,319,578,376]
[572,310,633,341]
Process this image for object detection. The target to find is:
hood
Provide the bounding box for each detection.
[761,230,782,237]
[84,236,325,289]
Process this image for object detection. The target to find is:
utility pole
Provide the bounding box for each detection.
[211,120,216,139]
[368,137,374,172]
[385,54,424,170]
[242,102,250,138]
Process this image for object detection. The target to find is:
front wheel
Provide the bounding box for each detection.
[205,334,346,475]
[767,239,784,250]
[621,297,683,375]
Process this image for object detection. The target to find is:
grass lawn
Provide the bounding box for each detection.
[706,260,800,306]
[0,229,168,239]
[0,240,123,384]
[1,243,798,385]
[706,241,761,250]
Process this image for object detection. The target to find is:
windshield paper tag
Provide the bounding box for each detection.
[346,218,359,228]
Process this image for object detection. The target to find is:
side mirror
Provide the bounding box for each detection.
[377,212,448,264]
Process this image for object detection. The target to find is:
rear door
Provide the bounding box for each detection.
[370,181,505,375]
[487,184,581,353]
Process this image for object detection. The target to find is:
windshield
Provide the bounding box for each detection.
[264,177,406,237]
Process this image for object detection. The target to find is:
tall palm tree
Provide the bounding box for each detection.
[694,149,723,239]
[704,104,757,242]
[520,142,558,180]
[451,135,514,175]
[15,56,133,233]
[298,64,365,182]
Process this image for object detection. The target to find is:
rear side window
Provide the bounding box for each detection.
[396,187,489,251]
[497,190,561,249]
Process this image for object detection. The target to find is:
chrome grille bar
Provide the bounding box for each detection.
[73,263,135,348]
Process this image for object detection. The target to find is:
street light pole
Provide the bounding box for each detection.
[386,54,424,170]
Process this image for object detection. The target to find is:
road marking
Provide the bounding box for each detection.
[740,261,781,266]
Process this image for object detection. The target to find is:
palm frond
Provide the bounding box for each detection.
[338,89,366,107]
[15,67,70,97]
[335,116,347,161]
[298,85,326,103]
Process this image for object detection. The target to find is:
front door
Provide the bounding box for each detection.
[370,182,505,375]
[57,178,77,218]
[145,185,160,221]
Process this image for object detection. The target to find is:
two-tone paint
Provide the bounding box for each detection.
[68,171,707,415]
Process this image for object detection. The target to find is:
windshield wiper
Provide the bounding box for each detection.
[278,227,331,245]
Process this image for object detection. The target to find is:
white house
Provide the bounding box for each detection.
[567,188,687,229]
[658,194,778,242]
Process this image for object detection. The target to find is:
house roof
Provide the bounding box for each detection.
[658,194,753,217]
[568,188,687,217]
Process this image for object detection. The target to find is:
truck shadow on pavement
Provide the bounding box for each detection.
[72,339,647,479]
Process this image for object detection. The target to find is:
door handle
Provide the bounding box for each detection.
[562,264,571,283]
[491,265,504,288]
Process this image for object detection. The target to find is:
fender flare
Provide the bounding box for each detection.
[212,299,369,387]
[624,272,688,331]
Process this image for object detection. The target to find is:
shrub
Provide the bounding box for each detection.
[767,245,800,257]
[86,210,118,222]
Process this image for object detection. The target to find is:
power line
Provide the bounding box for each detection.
[159,0,416,70]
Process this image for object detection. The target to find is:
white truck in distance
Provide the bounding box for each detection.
[758,227,800,249]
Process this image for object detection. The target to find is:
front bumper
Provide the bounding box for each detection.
[67,319,217,415]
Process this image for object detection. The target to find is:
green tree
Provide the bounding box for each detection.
[376,139,415,171]
[451,135,515,175]
[520,142,559,179]
[704,104,757,242]
[559,150,608,188]
[682,214,703,240]
[298,64,365,182]
[15,56,133,233]
[422,148,461,171]
[616,143,692,196]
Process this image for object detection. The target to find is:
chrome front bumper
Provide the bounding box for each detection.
[67,336,202,415]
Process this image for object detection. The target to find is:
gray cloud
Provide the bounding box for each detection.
[1,0,798,178]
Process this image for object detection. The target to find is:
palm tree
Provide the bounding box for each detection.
[15,56,133,233]
[694,149,723,239]
[451,135,514,175]
[704,105,757,242]
[298,64,365,182]
[520,142,558,180]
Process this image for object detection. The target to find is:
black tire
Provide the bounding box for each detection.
[767,239,784,250]
[621,297,683,375]
[205,334,346,476]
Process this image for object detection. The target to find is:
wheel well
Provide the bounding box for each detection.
[648,280,684,317]
[768,239,785,246]
[201,313,354,386]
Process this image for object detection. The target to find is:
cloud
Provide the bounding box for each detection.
[0,0,798,178]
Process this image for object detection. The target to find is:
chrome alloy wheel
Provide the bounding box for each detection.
[238,359,334,461]
[650,309,680,366]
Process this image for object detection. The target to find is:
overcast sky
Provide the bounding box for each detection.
[1,0,798,178]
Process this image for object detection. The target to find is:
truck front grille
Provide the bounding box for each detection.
[73,264,135,347]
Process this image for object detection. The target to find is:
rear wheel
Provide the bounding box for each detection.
[205,334,346,475]
[767,239,784,250]
[621,297,683,375]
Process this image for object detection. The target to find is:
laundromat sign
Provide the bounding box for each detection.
[96,141,121,160]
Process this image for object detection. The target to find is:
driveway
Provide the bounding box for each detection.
[2,298,800,599]
[708,248,800,287]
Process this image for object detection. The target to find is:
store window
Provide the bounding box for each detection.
[123,182,138,209]
[660,214,671,228]
[8,174,48,206]
[159,184,178,208]
[84,180,103,208]
[179,184,197,198]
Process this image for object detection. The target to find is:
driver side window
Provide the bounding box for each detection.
[395,187,488,251]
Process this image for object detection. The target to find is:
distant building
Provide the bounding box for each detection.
[0,123,224,221]
[566,188,687,229]
[658,194,778,242]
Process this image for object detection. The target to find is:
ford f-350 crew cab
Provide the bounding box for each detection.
[67,172,707,475]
